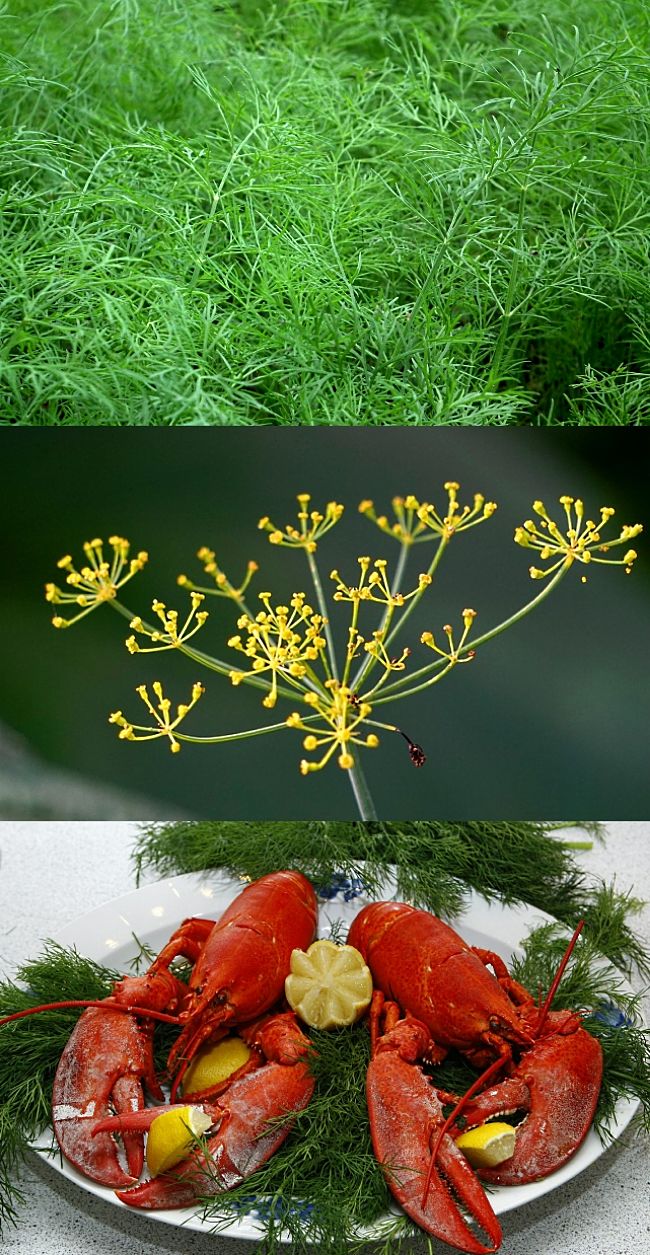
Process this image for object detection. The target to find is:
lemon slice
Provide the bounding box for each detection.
[285,938,373,1029]
[146,1106,212,1178]
[182,1035,252,1095]
[455,1122,517,1168]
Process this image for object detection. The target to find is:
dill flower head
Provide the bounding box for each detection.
[330,556,431,607]
[228,591,328,708]
[359,485,497,544]
[45,537,148,627]
[125,593,208,654]
[286,681,380,775]
[258,493,344,553]
[177,549,258,604]
[514,497,643,580]
[109,681,204,753]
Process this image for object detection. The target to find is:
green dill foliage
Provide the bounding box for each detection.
[198,1024,400,1251]
[0,946,117,1226]
[133,817,649,975]
[2,0,649,424]
[511,923,650,1136]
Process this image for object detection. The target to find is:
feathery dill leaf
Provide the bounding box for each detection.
[0,946,119,1227]
[134,819,650,976]
[512,923,650,1135]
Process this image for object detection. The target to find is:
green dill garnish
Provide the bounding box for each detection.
[0,946,117,1227]
[134,819,646,974]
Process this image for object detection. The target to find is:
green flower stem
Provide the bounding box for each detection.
[307,548,338,681]
[384,535,448,650]
[372,561,570,704]
[175,714,321,746]
[342,591,362,688]
[345,756,378,821]
[351,535,447,693]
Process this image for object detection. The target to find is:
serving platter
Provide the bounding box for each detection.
[30,869,639,1240]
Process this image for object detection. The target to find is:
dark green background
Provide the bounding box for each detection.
[2,429,648,818]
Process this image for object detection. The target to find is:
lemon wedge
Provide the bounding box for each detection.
[146,1106,212,1178]
[455,1121,517,1169]
[285,938,373,1030]
[182,1035,252,1095]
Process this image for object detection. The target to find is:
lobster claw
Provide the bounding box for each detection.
[52,1006,165,1188]
[464,1014,603,1187]
[367,1015,502,1255]
[116,1012,315,1210]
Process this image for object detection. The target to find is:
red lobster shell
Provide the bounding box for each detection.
[348,900,603,1254]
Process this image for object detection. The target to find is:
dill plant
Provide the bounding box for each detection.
[42,486,641,818]
[1,0,649,424]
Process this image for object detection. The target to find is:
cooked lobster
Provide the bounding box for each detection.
[0,871,318,1197]
[1,877,603,1247]
[347,901,603,1254]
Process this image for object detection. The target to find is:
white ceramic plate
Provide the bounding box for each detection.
[31,870,638,1240]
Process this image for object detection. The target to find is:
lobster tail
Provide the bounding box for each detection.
[367,1041,501,1254]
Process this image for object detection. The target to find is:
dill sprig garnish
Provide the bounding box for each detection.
[134,819,646,975]
[0,945,118,1227]
[511,922,650,1138]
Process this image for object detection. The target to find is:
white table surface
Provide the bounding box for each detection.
[0,821,648,1255]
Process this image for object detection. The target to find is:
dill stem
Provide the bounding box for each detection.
[487,182,528,391]
[371,561,570,703]
[383,536,448,651]
[307,548,338,681]
[176,715,319,745]
[346,757,377,821]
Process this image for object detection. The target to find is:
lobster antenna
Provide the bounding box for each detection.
[420,1053,507,1212]
[0,1000,181,1027]
[534,919,585,1039]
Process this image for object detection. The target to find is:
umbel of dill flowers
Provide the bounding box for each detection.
[44,489,642,819]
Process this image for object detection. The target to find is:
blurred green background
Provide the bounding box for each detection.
[1,428,648,818]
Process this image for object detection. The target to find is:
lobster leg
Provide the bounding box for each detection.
[366,998,502,1255]
[116,1011,315,1210]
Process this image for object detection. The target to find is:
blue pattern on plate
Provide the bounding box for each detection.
[230,1195,314,1225]
[318,872,367,901]
[592,1000,633,1028]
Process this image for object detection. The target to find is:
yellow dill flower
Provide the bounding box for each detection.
[360,486,497,544]
[46,537,148,628]
[421,609,478,664]
[285,681,380,774]
[125,593,209,654]
[258,493,344,553]
[362,632,411,673]
[177,550,258,604]
[331,556,431,607]
[514,497,643,580]
[227,591,328,708]
[109,681,204,753]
